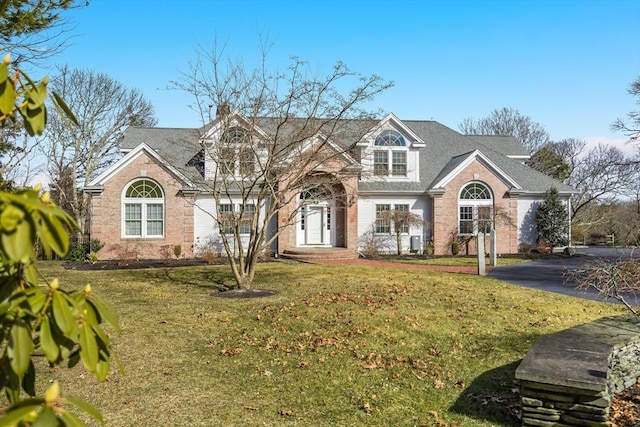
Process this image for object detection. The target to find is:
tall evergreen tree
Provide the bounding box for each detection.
[536,187,569,246]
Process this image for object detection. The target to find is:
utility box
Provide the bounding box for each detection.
[410,236,421,252]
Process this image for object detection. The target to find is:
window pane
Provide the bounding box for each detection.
[146,204,163,220]
[145,204,163,236]
[459,206,474,234]
[125,204,141,220]
[219,204,233,234]
[395,204,410,233]
[126,180,162,198]
[147,220,163,236]
[239,204,255,234]
[375,204,390,233]
[478,206,493,233]
[374,151,388,176]
[220,148,236,175]
[375,130,405,146]
[461,183,491,200]
[392,151,407,176]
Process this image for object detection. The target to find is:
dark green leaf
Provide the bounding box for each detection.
[8,319,33,377]
[39,316,60,362]
[38,211,69,257]
[52,292,76,336]
[21,360,36,397]
[87,297,121,332]
[79,323,98,373]
[1,218,34,260]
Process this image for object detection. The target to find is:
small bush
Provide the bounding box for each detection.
[173,245,182,259]
[87,252,99,264]
[451,241,460,256]
[63,238,104,261]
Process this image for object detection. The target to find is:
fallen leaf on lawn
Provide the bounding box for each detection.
[434,379,445,389]
[279,409,295,416]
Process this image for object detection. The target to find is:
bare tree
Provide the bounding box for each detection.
[459,107,550,153]
[44,65,157,236]
[176,45,391,290]
[377,209,427,255]
[566,144,634,220]
[611,75,640,139]
[567,252,640,315]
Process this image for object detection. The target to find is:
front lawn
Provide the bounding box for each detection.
[35,261,623,426]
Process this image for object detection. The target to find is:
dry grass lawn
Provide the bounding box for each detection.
[33,260,624,426]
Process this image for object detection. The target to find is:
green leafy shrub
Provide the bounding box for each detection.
[451,241,460,256]
[0,187,120,425]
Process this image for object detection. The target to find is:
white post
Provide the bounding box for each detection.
[477,232,486,276]
[489,228,497,267]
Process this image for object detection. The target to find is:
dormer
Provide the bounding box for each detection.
[200,111,269,181]
[356,113,426,148]
[358,113,423,182]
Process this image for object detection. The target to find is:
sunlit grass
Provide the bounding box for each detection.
[384,255,531,267]
[35,261,623,426]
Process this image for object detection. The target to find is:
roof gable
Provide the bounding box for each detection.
[431,149,522,190]
[357,113,426,148]
[86,143,197,190]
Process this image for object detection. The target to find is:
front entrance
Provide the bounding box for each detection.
[305,205,326,244]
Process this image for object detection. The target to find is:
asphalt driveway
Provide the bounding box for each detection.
[488,247,640,305]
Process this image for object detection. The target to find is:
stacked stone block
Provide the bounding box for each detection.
[516,315,640,427]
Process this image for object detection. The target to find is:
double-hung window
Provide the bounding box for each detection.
[373,130,407,177]
[219,204,234,234]
[375,204,391,233]
[394,204,410,234]
[458,183,493,235]
[219,203,256,235]
[239,204,255,235]
[219,127,255,176]
[123,179,164,238]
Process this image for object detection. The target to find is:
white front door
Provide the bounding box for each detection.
[305,206,324,244]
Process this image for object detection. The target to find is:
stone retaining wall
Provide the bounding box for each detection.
[516,315,640,427]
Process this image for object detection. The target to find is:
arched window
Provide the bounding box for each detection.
[458,182,493,235]
[373,130,407,177]
[122,179,164,237]
[375,130,405,147]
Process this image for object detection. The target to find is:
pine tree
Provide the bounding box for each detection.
[536,187,569,246]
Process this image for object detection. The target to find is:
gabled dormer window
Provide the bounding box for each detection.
[219,127,255,175]
[373,130,407,177]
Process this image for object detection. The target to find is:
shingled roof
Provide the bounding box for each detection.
[117,117,574,195]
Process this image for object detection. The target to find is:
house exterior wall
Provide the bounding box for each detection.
[90,152,194,260]
[431,159,519,255]
[517,197,540,248]
[357,195,429,254]
[192,194,271,257]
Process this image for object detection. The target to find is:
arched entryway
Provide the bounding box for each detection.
[295,178,349,248]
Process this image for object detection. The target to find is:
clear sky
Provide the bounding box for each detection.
[50,0,640,150]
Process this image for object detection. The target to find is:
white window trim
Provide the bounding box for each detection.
[121,180,165,239]
[457,182,493,236]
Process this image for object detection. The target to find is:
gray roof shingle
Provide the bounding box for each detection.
[118,117,574,195]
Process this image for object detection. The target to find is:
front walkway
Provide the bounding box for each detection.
[303,257,492,275]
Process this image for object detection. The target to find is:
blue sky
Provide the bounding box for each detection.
[51,0,639,149]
